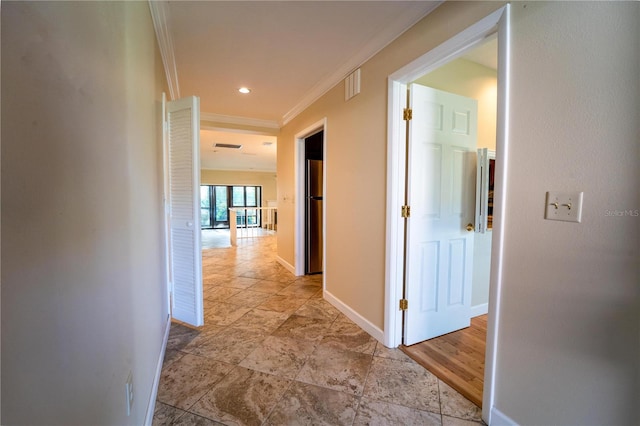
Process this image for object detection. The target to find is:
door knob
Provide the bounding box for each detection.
[466,223,474,232]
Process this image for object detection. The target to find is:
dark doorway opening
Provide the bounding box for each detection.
[305,131,323,274]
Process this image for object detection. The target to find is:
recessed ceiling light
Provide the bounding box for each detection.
[238,87,251,94]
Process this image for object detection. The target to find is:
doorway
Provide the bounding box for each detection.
[384,5,510,423]
[294,119,327,277]
[304,130,324,274]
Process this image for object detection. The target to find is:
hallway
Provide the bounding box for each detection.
[153,235,483,425]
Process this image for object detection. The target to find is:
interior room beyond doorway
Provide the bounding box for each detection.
[399,36,498,408]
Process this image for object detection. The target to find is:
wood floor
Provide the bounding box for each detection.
[400,314,487,408]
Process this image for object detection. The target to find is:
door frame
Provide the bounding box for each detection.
[383,5,510,423]
[294,119,327,277]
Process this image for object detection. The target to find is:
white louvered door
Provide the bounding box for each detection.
[166,96,203,327]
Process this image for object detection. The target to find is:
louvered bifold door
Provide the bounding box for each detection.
[167,96,203,327]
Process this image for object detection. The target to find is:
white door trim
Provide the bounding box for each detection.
[294,119,327,279]
[383,5,510,424]
[162,92,172,316]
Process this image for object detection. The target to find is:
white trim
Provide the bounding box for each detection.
[490,406,519,426]
[161,93,172,317]
[388,6,506,84]
[470,303,489,318]
[294,119,327,277]
[200,166,276,173]
[143,316,171,426]
[201,112,280,130]
[383,79,408,348]
[483,5,511,424]
[276,255,296,275]
[148,1,180,100]
[199,125,278,137]
[383,5,510,425]
[324,290,384,343]
[281,2,441,126]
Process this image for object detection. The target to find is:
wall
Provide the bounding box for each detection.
[495,2,639,424]
[201,169,277,205]
[278,0,638,423]
[1,2,168,425]
[415,58,497,309]
[277,1,502,331]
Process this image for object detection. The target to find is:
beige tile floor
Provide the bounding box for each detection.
[153,232,484,426]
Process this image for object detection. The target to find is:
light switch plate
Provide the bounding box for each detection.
[545,191,583,223]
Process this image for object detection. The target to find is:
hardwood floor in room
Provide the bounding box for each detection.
[400,315,487,408]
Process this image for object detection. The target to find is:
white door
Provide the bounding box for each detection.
[165,95,204,327]
[404,84,477,345]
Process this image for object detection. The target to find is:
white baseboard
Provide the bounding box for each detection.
[144,315,171,426]
[490,406,518,426]
[323,290,384,343]
[471,303,489,318]
[276,256,297,275]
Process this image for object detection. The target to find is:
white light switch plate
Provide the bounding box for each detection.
[545,191,583,223]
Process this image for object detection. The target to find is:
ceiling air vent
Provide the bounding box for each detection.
[214,143,243,149]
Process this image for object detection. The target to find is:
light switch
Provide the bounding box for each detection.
[545,191,583,223]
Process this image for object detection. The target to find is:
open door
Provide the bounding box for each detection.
[165,95,204,327]
[404,85,477,345]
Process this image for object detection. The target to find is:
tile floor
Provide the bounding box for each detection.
[153,232,484,425]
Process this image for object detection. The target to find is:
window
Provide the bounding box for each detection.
[200,185,262,229]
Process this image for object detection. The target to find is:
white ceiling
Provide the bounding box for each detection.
[157,2,497,173]
[462,35,498,70]
[156,1,442,172]
[200,129,277,172]
[165,1,441,123]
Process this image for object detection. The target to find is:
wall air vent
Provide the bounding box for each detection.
[345,68,361,101]
[214,143,243,149]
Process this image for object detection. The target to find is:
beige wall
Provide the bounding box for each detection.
[414,58,498,309]
[278,1,638,424]
[201,169,277,205]
[496,2,638,424]
[2,2,168,424]
[278,1,502,331]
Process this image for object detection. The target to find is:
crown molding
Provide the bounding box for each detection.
[149,0,180,100]
[201,112,280,130]
[281,1,442,126]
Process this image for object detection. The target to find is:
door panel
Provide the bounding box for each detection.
[447,238,466,306]
[418,241,439,313]
[405,85,477,345]
[166,95,203,327]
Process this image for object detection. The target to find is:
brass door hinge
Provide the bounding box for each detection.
[401,205,411,218]
[403,108,412,121]
[399,299,408,310]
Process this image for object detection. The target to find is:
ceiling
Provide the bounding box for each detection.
[200,129,277,172]
[163,1,441,124]
[154,1,496,173]
[462,35,498,70]
[153,1,441,172]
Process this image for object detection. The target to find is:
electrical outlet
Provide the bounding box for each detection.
[125,372,134,416]
[545,191,583,223]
